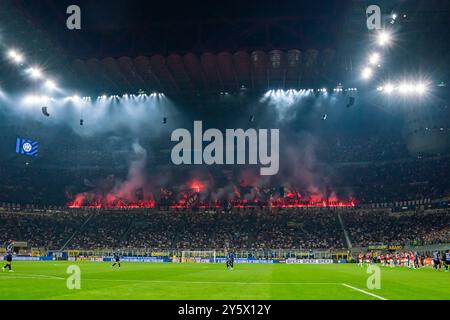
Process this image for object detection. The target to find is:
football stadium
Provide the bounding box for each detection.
[0,0,450,303]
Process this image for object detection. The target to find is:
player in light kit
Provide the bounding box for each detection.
[2,240,14,272]
[380,254,385,267]
[395,252,402,266]
[365,252,371,265]
[409,252,415,269]
[358,253,363,267]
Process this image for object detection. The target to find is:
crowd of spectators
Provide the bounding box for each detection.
[1,118,450,209]
[325,135,410,163]
[252,209,344,250]
[342,208,450,247]
[1,207,448,250]
[1,155,449,209]
[335,156,450,203]
[0,211,90,248]
[63,209,348,250]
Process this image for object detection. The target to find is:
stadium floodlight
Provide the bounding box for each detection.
[398,83,416,95]
[369,53,380,65]
[27,67,43,79]
[384,83,394,94]
[24,95,36,105]
[416,83,427,95]
[390,13,398,24]
[24,94,50,105]
[377,30,392,46]
[361,67,373,80]
[398,83,408,94]
[7,49,24,64]
[45,80,57,91]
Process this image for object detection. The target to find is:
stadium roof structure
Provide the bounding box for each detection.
[2,0,352,97]
[0,0,449,97]
[69,49,343,97]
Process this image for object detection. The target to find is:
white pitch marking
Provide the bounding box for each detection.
[81,278,341,286]
[0,275,64,281]
[342,283,388,300]
[0,273,64,280]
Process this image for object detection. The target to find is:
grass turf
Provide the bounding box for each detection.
[0,261,449,300]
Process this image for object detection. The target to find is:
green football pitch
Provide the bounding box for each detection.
[0,261,449,300]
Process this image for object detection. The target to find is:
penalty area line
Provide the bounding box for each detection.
[342,283,388,300]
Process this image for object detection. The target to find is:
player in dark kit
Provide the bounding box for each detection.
[226,251,235,270]
[432,251,441,271]
[444,250,450,272]
[2,241,14,272]
[112,252,121,268]
[414,252,420,269]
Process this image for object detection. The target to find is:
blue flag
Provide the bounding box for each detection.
[15,137,39,157]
